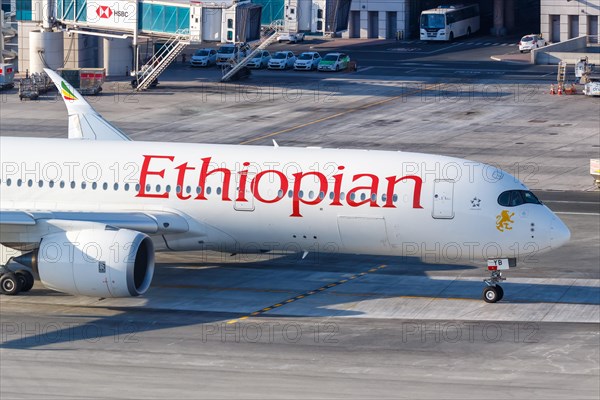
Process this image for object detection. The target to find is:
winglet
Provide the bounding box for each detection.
[44,68,131,141]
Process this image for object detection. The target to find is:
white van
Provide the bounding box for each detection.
[216,43,249,66]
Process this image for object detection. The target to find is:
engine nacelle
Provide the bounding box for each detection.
[24,228,154,297]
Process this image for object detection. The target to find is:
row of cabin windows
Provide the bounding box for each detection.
[0,178,401,203]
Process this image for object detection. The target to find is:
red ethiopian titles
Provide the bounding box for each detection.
[136,155,423,217]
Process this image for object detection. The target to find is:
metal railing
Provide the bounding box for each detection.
[220,30,280,82]
[134,29,190,91]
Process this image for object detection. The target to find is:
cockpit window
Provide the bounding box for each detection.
[497,190,542,207]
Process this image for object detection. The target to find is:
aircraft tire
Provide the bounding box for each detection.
[0,273,22,295]
[496,285,504,301]
[16,270,34,292]
[482,286,499,303]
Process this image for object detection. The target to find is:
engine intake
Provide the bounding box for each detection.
[17,228,154,297]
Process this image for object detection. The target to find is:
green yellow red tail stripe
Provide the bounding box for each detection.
[61,81,78,101]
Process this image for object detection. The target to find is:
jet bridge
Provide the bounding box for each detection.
[16,0,262,76]
[53,0,261,42]
[281,0,350,37]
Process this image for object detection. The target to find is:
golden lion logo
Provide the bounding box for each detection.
[496,210,515,232]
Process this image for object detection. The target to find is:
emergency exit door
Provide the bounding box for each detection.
[432,180,454,219]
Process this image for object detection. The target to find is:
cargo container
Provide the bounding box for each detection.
[0,63,15,89]
[57,68,106,95]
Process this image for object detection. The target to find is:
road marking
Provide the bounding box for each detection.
[225,264,387,324]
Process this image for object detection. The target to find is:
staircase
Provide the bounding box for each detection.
[557,61,567,84]
[221,27,281,82]
[134,29,190,91]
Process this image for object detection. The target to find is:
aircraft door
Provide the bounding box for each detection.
[234,173,255,211]
[432,180,455,219]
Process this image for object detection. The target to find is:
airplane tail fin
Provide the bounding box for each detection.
[44,68,131,141]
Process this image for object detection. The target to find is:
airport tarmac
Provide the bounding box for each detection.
[1,45,599,399]
[1,205,599,399]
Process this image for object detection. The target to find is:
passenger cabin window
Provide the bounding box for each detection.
[497,190,542,207]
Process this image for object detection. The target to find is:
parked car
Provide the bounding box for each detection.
[278,32,305,43]
[268,51,296,70]
[247,50,271,69]
[318,53,350,72]
[518,34,546,52]
[294,52,321,71]
[216,43,249,66]
[190,48,217,67]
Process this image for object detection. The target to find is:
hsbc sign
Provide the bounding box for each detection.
[86,1,137,31]
[96,6,113,19]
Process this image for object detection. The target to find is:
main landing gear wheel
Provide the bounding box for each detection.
[483,285,504,303]
[0,272,22,295]
[15,269,34,292]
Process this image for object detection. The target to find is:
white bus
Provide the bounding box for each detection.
[420,4,480,41]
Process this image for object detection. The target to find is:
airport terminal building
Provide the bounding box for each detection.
[4,0,598,75]
[540,0,599,43]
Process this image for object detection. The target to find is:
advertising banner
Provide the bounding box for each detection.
[86,0,137,31]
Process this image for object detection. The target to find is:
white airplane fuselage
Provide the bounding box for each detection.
[0,137,570,264]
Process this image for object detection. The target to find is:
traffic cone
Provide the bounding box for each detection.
[550,84,556,95]
[557,84,563,95]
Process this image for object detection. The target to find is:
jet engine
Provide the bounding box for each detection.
[17,228,154,297]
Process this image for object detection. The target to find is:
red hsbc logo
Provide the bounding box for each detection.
[96,5,113,19]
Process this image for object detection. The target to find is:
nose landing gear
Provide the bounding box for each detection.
[483,270,506,303]
[483,258,515,303]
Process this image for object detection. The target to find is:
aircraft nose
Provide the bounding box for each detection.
[550,216,571,249]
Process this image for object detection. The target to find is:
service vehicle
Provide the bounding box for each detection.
[583,76,600,96]
[278,32,305,43]
[57,68,105,95]
[0,63,15,89]
[216,43,249,66]
[420,4,480,41]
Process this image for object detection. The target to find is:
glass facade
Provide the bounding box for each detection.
[139,2,189,33]
[25,0,191,33]
[16,0,32,21]
[251,0,282,25]
[55,0,86,22]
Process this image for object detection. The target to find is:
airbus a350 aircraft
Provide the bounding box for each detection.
[0,69,570,303]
